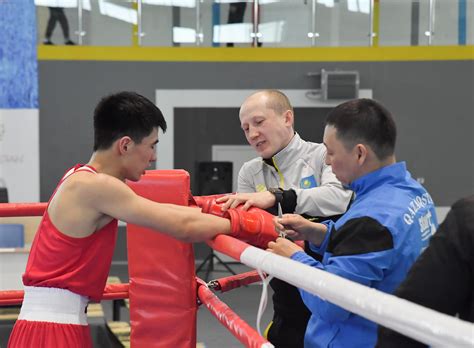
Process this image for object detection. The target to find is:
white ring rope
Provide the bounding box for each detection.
[255,269,273,337]
[236,246,474,348]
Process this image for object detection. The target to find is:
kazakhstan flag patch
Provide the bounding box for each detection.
[300,175,317,189]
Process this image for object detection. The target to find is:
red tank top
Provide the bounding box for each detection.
[23,164,118,301]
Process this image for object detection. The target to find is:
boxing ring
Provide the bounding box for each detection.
[0,170,472,347]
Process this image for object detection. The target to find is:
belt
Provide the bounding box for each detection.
[19,286,89,325]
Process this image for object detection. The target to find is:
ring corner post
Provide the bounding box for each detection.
[126,170,197,347]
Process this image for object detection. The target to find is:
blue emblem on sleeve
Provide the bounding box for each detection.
[300,175,317,189]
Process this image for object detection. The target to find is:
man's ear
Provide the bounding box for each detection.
[284,109,294,126]
[118,136,133,155]
[355,143,368,165]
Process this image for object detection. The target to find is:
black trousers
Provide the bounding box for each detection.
[45,7,69,40]
[267,311,308,348]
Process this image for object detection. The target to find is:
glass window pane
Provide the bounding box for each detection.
[143,1,249,48]
[378,0,412,46]
[257,0,311,47]
[468,0,474,45]
[312,0,339,47]
[141,3,176,46]
[314,0,371,47]
[434,0,462,45]
[419,0,458,46]
[175,2,199,46]
[84,0,134,46]
[204,1,254,47]
[141,1,206,47]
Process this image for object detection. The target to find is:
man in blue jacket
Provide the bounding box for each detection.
[269,98,438,347]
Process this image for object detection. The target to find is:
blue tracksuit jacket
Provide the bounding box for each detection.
[291,162,438,347]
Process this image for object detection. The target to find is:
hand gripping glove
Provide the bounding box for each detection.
[225,208,278,249]
[191,193,233,217]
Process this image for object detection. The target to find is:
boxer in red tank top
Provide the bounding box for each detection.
[8,92,232,348]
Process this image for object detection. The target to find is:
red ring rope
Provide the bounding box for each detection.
[197,280,270,348]
[0,203,47,217]
[0,283,130,306]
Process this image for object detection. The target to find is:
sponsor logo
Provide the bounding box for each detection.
[418,210,436,241]
[403,193,434,225]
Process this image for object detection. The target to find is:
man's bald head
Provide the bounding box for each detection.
[243,89,294,116]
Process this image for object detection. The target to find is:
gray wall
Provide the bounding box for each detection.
[39,60,474,208]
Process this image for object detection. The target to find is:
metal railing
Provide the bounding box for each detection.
[35,0,469,47]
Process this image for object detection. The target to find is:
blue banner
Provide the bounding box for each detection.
[0,0,38,108]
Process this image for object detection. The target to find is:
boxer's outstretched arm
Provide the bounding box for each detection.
[83,173,231,242]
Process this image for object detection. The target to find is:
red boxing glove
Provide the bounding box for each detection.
[191,193,229,217]
[225,208,278,249]
[191,193,239,217]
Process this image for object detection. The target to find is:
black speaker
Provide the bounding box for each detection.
[196,162,233,195]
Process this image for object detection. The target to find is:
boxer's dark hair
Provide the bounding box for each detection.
[93,91,167,151]
[326,98,396,160]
